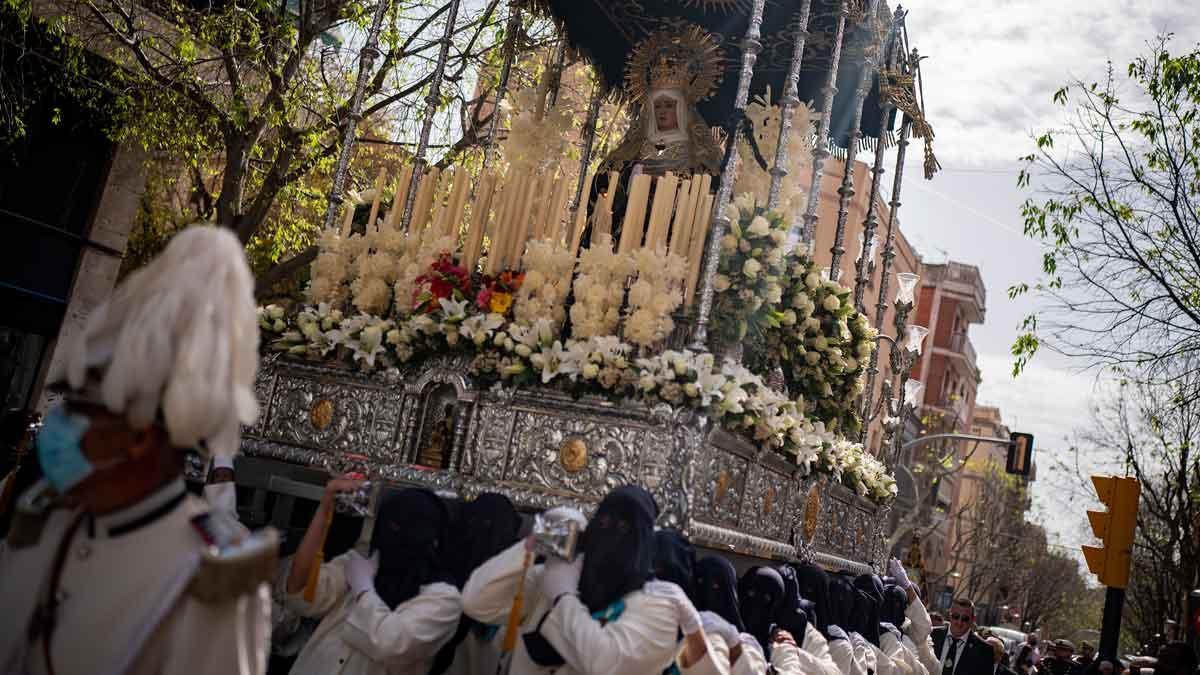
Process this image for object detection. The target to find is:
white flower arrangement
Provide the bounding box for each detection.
[772,251,878,434]
[733,90,815,214]
[570,234,634,339]
[623,246,688,349]
[499,84,576,175]
[513,238,577,333]
[711,195,791,347]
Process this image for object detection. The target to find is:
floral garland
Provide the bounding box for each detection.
[711,194,790,348]
[771,250,877,435]
[259,296,896,504]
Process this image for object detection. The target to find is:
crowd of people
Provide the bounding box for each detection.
[1003,633,1197,675]
[2,228,1199,675]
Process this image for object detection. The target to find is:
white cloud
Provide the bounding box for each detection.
[899,0,1200,166]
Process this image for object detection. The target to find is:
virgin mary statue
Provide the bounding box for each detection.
[600,24,725,177]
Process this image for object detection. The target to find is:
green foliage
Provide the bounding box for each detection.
[1011,35,1200,387]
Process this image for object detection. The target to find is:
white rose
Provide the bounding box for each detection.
[748,216,770,237]
[805,273,820,290]
[822,294,841,312]
[806,351,821,365]
[330,309,344,322]
[781,310,797,326]
[360,326,382,350]
[386,329,402,345]
[516,344,532,358]
[673,359,688,376]
[714,274,731,292]
[721,234,738,253]
[272,319,286,332]
[582,363,600,379]
[267,305,285,320]
[743,259,762,279]
[684,383,700,398]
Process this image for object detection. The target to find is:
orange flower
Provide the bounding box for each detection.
[489,292,514,315]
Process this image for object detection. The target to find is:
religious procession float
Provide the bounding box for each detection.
[241,0,939,573]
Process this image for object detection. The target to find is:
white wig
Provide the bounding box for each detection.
[52,225,260,459]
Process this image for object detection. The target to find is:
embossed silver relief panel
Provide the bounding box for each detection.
[242,359,883,565]
[263,373,404,461]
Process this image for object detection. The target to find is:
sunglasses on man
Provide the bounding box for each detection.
[949,612,972,622]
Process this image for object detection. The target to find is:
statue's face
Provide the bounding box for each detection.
[653,95,679,131]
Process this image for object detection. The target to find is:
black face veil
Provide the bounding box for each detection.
[653,529,696,598]
[795,561,832,636]
[776,565,811,645]
[852,574,884,646]
[881,584,909,628]
[448,492,522,588]
[369,487,452,609]
[578,485,658,613]
[694,555,745,633]
[739,566,786,655]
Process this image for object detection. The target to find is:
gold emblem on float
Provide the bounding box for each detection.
[803,485,821,540]
[715,469,730,503]
[309,399,334,430]
[559,438,588,473]
[763,486,776,515]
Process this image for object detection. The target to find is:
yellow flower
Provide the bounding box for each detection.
[490,292,514,315]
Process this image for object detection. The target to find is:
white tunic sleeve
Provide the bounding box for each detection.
[461,541,542,625]
[539,591,678,675]
[731,634,767,675]
[902,635,930,675]
[155,583,272,675]
[871,642,894,675]
[903,598,938,675]
[881,631,913,675]
[680,633,732,675]
[284,554,349,619]
[828,634,864,675]
[795,624,842,675]
[339,582,462,668]
[770,642,804,674]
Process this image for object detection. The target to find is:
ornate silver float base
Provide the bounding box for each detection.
[243,356,886,569]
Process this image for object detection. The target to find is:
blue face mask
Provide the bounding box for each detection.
[36,406,95,494]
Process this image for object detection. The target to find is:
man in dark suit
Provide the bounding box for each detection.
[930,597,994,675]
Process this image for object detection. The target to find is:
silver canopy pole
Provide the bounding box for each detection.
[399,0,465,232]
[766,0,815,213]
[321,0,393,231]
[687,0,768,352]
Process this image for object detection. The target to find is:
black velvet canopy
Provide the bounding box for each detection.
[524,0,899,148]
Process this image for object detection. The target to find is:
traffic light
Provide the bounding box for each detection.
[1007,432,1034,475]
[1081,476,1140,588]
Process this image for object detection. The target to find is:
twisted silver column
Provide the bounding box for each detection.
[688,0,768,352]
[799,0,849,243]
[321,0,392,231]
[766,0,814,213]
[400,0,464,231]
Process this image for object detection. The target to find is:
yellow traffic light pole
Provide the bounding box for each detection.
[1082,475,1140,660]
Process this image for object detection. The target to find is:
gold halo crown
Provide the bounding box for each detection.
[625,24,725,105]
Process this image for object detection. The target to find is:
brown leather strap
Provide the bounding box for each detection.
[30,510,87,675]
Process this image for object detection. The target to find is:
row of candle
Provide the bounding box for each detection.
[333,162,716,306]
